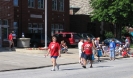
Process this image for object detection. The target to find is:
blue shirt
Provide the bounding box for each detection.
[109,41,116,50]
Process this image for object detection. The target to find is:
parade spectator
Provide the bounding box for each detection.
[109,39,116,61]
[95,37,100,48]
[118,45,123,56]
[45,36,61,71]
[97,45,103,62]
[92,38,96,55]
[12,31,17,47]
[124,37,130,48]
[82,38,94,68]
[102,42,109,57]
[78,39,84,64]
[8,32,14,50]
[62,42,68,53]
[60,40,68,53]
[122,48,129,58]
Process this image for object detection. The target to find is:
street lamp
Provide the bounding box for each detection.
[44,0,47,48]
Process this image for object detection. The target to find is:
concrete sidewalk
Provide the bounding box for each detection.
[0,48,125,72]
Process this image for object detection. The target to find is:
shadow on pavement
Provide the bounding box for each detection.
[95,66,113,68]
[61,68,83,71]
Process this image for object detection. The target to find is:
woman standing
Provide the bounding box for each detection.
[45,36,61,71]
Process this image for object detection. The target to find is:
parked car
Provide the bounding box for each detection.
[54,32,81,47]
[77,33,95,39]
[25,33,51,47]
[103,38,125,46]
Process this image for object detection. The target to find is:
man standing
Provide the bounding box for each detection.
[82,38,94,68]
[78,39,84,63]
[8,32,14,50]
[109,39,116,61]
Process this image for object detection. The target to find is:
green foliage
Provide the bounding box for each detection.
[90,0,133,24]
[121,27,128,35]
[104,31,114,38]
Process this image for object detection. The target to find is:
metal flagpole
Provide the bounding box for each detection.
[44,0,47,48]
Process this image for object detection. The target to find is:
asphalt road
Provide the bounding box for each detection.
[0,58,133,78]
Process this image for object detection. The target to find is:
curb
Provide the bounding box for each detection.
[0,62,78,72]
[25,47,48,50]
[0,57,125,72]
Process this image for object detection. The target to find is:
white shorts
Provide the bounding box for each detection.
[79,49,82,57]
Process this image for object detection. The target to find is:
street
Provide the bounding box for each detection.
[0,58,133,78]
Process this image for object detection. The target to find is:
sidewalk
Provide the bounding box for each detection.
[0,48,125,72]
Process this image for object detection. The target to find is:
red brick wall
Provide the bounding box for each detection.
[0,0,14,47]
[14,0,70,37]
[0,0,70,47]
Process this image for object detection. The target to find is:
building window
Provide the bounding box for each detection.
[59,24,64,32]
[28,23,32,33]
[0,20,2,25]
[38,24,43,33]
[59,24,63,29]
[28,23,43,33]
[32,23,38,28]
[3,20,8,25]
[13,0,18,6]
[59,0,64,11]
[38,24,43,28]
[13,22,18,28]
[2,27,8,40]
[38,0,44,8]
[51,24,64,36]
[28,0,35,8]
[52,0,57,10]
[55,24,59,30]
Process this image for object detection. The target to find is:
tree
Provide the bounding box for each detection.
[104,31,114,38]
[90,0,133,24]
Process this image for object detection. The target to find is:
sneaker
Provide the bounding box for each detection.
[82,66,86,68]
[51,68,55,71]
[56,65,59,70]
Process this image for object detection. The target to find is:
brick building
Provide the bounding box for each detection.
[0,0,69,47]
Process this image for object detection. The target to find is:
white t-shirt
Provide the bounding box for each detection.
[119,47,123,51]
[78,41,83,50]
[102,46,108,51]
[12,34,16,39]
[95,40,99,47]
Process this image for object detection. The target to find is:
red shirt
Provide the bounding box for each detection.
[122,51,127,57]
[48,42,60,56]
[8,34,13,40]
[82,42,93,55]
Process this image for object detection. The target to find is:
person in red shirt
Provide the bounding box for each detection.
[45,36,61,71]
[82,37,94,68]
[8,32,14,50]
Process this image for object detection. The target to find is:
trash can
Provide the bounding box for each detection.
[17,38,30,48]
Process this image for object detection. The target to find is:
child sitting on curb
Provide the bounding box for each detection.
[60,41,68,54]
[122,48,130,58]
